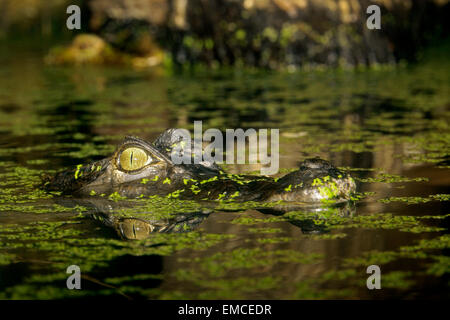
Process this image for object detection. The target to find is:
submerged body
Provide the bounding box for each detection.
[44,129,356,204]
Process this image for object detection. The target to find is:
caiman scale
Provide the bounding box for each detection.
[44,129,356,204]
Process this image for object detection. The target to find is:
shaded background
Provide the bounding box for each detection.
[1,0,449,68]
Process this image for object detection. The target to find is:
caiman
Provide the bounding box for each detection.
[43,129,356,239]
[44,129,356,202]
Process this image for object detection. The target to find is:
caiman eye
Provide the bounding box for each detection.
[119,147,151,171]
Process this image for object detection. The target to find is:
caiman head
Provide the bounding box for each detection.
[43,131,218,198]
[43,129,356,203]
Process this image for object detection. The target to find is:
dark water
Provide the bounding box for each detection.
[0,43,449,299]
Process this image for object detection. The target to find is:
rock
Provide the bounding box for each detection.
[45,33,164,67]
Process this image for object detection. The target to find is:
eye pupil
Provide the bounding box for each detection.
[119,147,150,171]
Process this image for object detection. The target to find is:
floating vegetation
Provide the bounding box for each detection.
[178,247,323,278]
[356,173,429,183]
[255,237,292,244]
[284,211,446,233]
[248,227,283,234]
[341,235,450,276]
[304,233,348,240]
[0,45,448,299]
[172,270,284,299]
[0,253,17,265]
[110,196,207,221]
[379,194,450,204]
[230,216,288,225]
[426,256,450,277]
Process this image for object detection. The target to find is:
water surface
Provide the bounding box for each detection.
[0,43,449,299]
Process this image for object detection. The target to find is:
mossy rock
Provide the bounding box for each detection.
[45,34,164,68]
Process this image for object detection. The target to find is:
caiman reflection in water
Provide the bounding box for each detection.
[43,129,357,239]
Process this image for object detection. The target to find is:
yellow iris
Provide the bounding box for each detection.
[119,147,149,171]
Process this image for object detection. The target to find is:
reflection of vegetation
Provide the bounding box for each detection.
[379,194,450,204]
[172,271,284,299]
[0,253,16,266]
[170,248,322,299]
[284,210,447,234]
[179,248,323,277]
[426,256,450,277]
[356,173,429,183]
[343,235,450,268]
[292,235,450,298]
[0,219,234,298]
